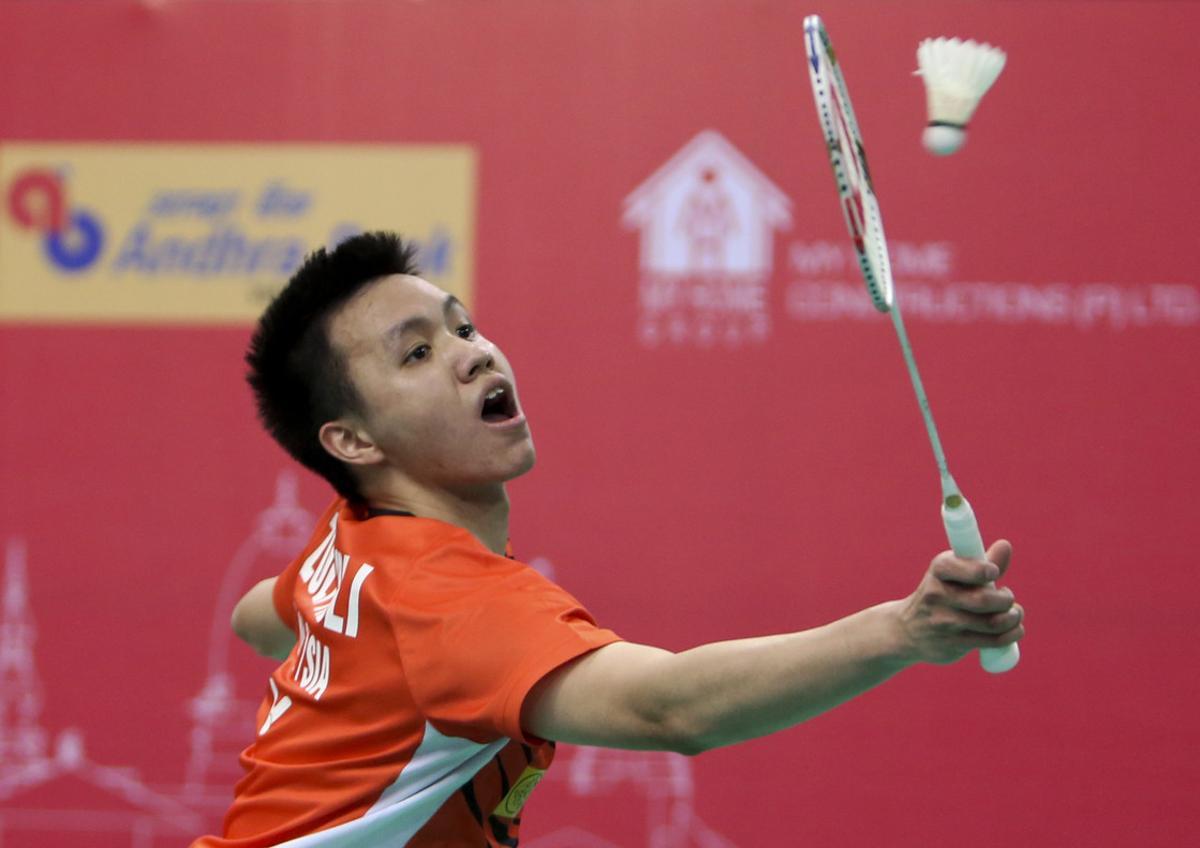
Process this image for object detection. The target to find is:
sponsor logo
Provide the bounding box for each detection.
[492,765,546,818]
[623,130,791,346]
[784,239,1200,330]
[6,168,106,272]
[0,143,476,323]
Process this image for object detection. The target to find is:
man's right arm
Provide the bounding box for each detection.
[231,577,297,661]
[523,541,1023,755]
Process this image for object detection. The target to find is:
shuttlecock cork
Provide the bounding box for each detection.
[916,37,1006,155]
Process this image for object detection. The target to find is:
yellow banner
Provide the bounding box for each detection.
[0,143,476,323]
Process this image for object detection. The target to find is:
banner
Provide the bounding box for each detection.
[0,144,476,322]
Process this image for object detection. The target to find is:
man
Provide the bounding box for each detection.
[193,232,1023,847]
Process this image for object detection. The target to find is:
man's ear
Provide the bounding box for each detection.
[318,420,385,467]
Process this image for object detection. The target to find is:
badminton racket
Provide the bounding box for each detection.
[802,14,1019,673]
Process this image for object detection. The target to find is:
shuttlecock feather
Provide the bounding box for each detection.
[915,37,1006,155]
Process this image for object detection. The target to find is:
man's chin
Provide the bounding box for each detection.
[449,443,536,490]
[501,443,537,482]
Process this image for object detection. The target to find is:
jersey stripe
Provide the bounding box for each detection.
[274,722,506,847]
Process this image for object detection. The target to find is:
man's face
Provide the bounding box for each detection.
[327,274,535,492]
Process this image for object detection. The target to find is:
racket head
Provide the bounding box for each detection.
[803,15,895,313]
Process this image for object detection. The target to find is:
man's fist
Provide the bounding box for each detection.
[896,540,1024,665]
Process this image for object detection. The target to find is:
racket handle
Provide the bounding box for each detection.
[941,494,1020,674]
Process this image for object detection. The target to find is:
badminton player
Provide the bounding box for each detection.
[191,232,1023,847]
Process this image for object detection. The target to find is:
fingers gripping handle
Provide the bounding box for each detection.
[941,495,1021,673]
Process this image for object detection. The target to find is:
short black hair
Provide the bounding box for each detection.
[246,231,420,502]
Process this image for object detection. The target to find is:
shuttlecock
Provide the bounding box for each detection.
[916,37,1006,155]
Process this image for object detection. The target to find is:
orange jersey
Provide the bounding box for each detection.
[192,499,621,847]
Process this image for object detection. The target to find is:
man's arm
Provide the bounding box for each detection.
[523,541,1023,755]
[231,577,296,661]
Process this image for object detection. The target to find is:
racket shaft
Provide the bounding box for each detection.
[941,495,1020,673]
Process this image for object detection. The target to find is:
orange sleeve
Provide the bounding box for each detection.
[387,540,621,744]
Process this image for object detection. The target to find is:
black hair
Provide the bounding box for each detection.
[245,231,421,502]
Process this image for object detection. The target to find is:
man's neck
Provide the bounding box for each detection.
[366,481,511,556]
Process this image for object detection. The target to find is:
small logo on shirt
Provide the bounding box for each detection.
[493,766,546,819]
[259,678,293,735]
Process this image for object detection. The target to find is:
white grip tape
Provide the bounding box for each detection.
[941,496,1020,674]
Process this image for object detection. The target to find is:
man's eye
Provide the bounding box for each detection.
[404,344,431,364]
[456,323,477,340]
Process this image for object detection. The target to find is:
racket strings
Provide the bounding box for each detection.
[820,54,892,312]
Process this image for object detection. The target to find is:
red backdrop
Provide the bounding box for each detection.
[1,1,1197,846]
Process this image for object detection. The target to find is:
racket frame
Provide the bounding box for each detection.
[804,16,894,313]
[803,14,953,489]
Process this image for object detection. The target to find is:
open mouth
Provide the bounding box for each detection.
[480,385,519,423]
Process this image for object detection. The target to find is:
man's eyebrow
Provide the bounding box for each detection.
[382,295,465,345]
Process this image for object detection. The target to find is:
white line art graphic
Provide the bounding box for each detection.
[182,471,314,806]
[2,494,738,846]
[0,538,203,845]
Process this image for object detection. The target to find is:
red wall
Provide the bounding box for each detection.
[1,1,1197,845]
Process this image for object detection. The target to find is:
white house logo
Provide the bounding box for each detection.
[623,130,791,346]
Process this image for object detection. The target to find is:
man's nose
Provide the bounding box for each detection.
[457,338,494,381]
